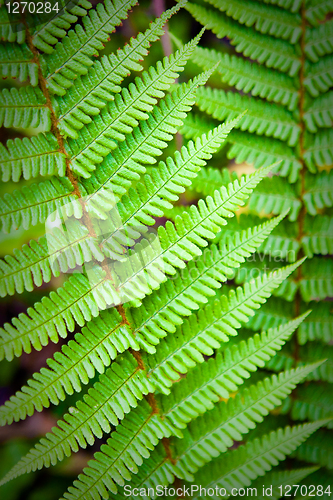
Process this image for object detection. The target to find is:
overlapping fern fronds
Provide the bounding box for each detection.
[0,0,331,499]
[183,0,333,491]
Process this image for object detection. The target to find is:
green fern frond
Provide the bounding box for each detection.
[192,420,330,496]
[303,90,333,133]
[249,177,301,221]
[303,170,333,215]
[260,0,301,12]
[62,401,174,500]
[300,257,333,301]
[55,3,182,137]
[0,43,38,85]
[228,131,302,181]
[0,87,51,129]
[293,429,333,470]
[304,55,333,97]
[142,255,301,392]
[245,466,320,500]
[0,133,66,182]
[247,297,292,332]
[31,0,92,53]
[298,302,333,345]
[186,3,301,76]
[103,164,272,264]
[291,382,333,427]
[191,47,299,110]
[134,256,302,359]
[0,177,80,233]
[180,112,217,140]
[86,118,236,225]
[108,442,175,500]
[302,214,333,257]
[0,268,113,360]
[305,19,333,63]
[44,0,138,95]
[204,0,302,43]
[0,6,25,43]
[189,166,238,197]
[304,129,333,171]
[174,363,323,479]
[305,0,333,25]
[0,309,138,425]
[157,313,309,430]
[195,87,300,146]
[0,222,103,296]
[67,43,207,177]
[0,352,153,485]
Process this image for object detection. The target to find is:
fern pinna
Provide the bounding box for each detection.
[0,0,331,499]
[180,0,333,493]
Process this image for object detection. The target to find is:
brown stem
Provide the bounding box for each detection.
[294,0,308,363]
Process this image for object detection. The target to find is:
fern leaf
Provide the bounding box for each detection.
[303,90,333,133]
[248,467,319,500]
[189,166,238,197]
[157,313,309,430]
[293,429,333,470]
[196,87,300,146]
[299,341,333,384]
[0,353,153,484]
[142,232,299,392]
[259,0,301,12]
[67,38,207,177]
[303,170,333,215]
[0,87,51,130]
[228,131,302,181]
[134,257,302,361]
[215,213,299,262]
[101,163,272,268]
[304,55,333,97]
[44,0,138,95]
[0,309,139,425]
[180,113,218,141]
[246,297,292,332]
[304,129,333,172]
[31,0,92,54]
[300,257,333,301]
[96,120,236,244]
[249,177,301,221]
[0,6,25,43]
[204,0,302,43]
[0,268,115,361]
[0,43,38,85]
[302,214,333,258]
[175,363,323,478]
[192,420,330,496]
[0,177,80,234]
[305,0,333,26]
[186,3,301,76]
[305,19,333,63]
[291,383,333,427]
[110,445,178,500]
[0,220,104,296]
[0,133,66,183]
[298,301,333,345]
[192,47,299,110]
[56,3,182,137]
[61,401,174,500]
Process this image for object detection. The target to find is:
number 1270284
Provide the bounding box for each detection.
[278,485,331,497]
[5,2,59,14]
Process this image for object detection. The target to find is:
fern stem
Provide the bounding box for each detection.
[294,0,308,362]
